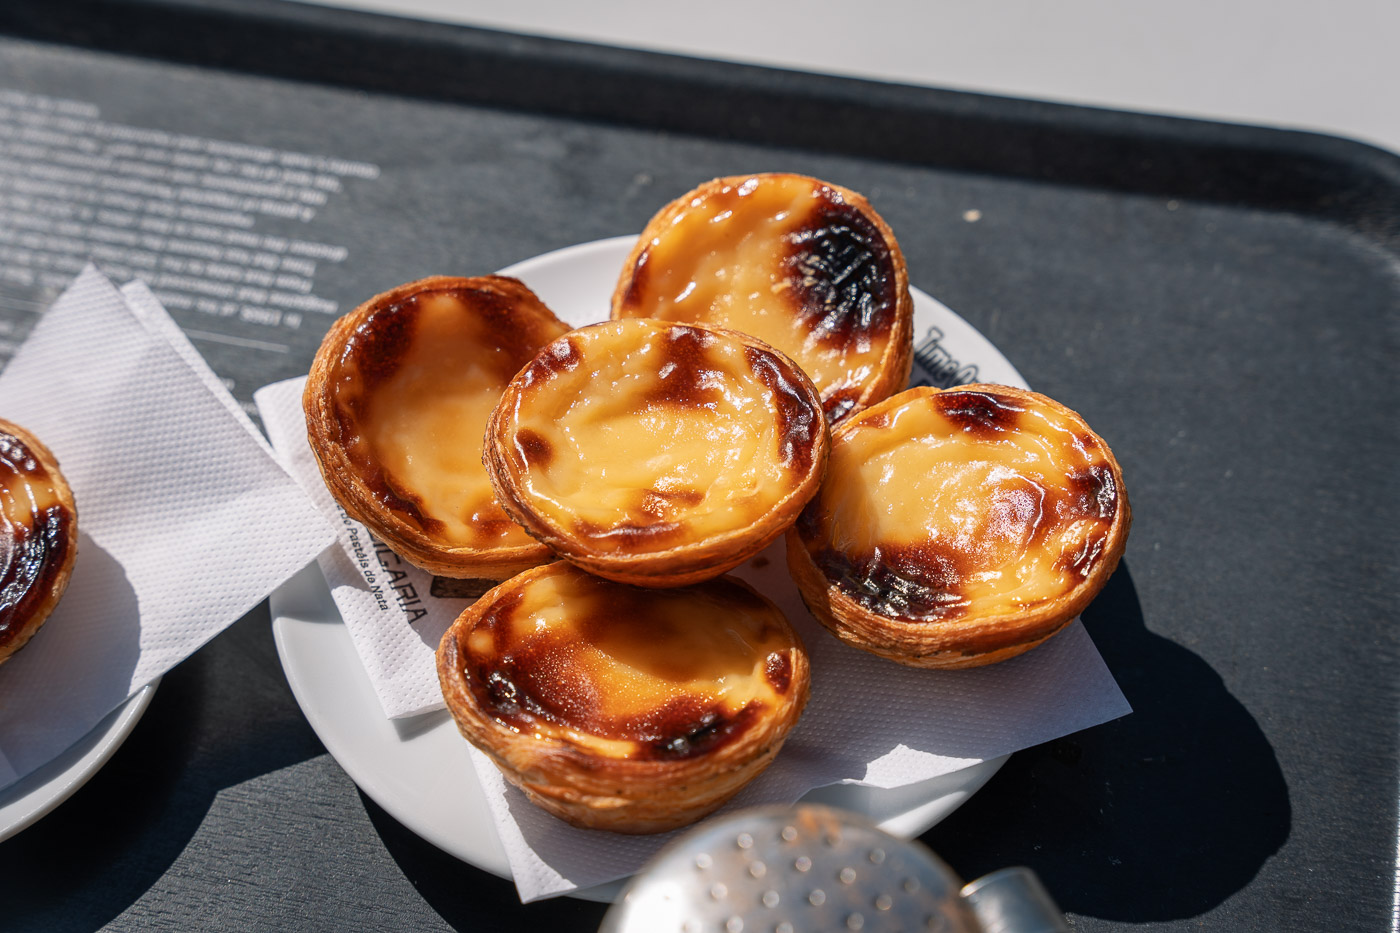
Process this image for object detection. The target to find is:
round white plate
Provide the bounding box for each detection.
[272,235,1027,901]
[0,681,158,843]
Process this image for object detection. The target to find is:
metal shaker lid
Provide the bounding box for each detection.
[601,803,983,933]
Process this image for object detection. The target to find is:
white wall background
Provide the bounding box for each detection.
[291,0,1400,155]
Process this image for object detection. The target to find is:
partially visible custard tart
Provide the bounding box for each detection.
[304,276,568,579]
[484,319,829,587]
[611,173,914,426]
[437,562,810,833]
[1,418,78,665]
[787,384,1130,668]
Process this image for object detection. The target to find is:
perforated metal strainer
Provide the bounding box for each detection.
[600,804,1068,933]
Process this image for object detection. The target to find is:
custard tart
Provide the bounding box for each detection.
[1,418,78,665]
[485,319,829,587]
[787,384,1130,669]
[304,276,568,579]
[611,173,914,426]
[437,561,810,833]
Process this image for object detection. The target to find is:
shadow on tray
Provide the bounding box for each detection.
[0,601,329,932]
[364,791,611,930]
[922,564,1291,923]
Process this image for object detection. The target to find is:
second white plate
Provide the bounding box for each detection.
[0,682,157,843]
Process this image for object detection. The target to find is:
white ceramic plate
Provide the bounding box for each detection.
[272,235,1027,900]
[0,681,158,843]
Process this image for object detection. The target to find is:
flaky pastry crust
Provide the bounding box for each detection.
[304,276,567,579]
[611,173,914,426]
[436,562,811,833]
[787,384,1131,668]
[0,418,78,665]
[484,319,830,587]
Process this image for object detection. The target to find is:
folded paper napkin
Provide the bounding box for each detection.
[0,267,336,791]
[257,377,467,718]
[256,355,1134,904]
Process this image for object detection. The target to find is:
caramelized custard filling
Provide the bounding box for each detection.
[503,320,821,551]
[460,569,796,760]
[615,175,899,420]
[0,430,73,648]
[331,286,567,548]
[802,389,1119,621]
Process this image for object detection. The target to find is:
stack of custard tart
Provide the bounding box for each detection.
[302,172,1131,834]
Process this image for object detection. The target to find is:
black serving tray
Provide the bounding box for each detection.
[0,2,1396,931]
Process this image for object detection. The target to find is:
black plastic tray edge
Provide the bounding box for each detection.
[3,0,1400,247]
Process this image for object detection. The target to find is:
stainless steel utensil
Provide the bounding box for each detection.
[600,804,1069,933]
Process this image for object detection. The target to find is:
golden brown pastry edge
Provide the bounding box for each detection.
[484,320,832,588]
[609,172,915,426]
[302,275,559,581]
[435,564,812,833]
[785,383,1132,669]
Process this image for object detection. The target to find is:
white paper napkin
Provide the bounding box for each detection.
[257,373,1132,902]
[0,266,336,790]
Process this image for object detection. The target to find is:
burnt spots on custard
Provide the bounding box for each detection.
[464,590,542,728]
[641,698,761,761]
[520,335,583,389]
[934,390,1023,438]
[1064,463,1119,522]
[512,428,553,470]
[764,652,793,694]
[0,513,30,641]
[467,626,748,752]
[642,325,725,409]
[1055,531,1109,580]
[363,466,444,535]
[0,432,42,475]
[781,195,896,350]
[449,282,570,385]
[816,542,972,621]
[744,347,821,475]
[977,461,1114,579]
[823,388,865,426]
[479,665,526,723]
[0,435,72,644]
[467,575,784,748]
[1015,462,1115,565]
[482,682,757,760]
[0,504,71,647]
[341,295,420,390]
[471,641,602,734]
[1070,432,1102,460]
